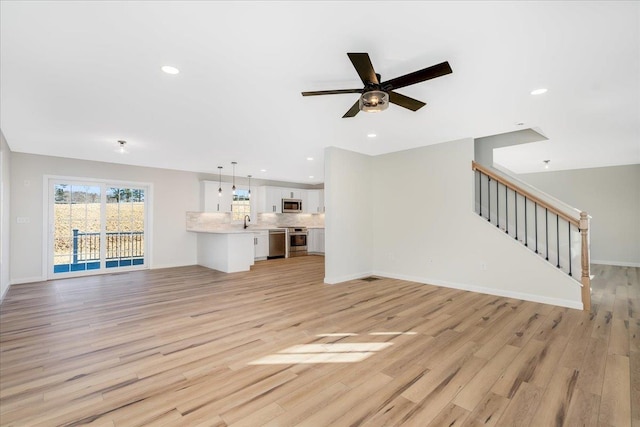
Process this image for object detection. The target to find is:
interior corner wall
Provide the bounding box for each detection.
[10,153,200,284]
[324,146,373,283]
[519,164,640,266]
[474,128,548,167]
[371,138,581,309]
[0,131,11,301]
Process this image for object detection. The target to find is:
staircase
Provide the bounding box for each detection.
[472,161,591,310]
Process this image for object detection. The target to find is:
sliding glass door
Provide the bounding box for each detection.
[105,187,145,268]
[49,179,148,278]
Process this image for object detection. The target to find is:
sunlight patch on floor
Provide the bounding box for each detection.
[249,342,393,365]
[316,331,417,337]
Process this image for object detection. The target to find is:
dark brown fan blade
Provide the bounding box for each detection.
[342,100,360,118]
[381,61,452,91]
[348,53,379,85]
[388,91,426,111]
[301,89,362,96]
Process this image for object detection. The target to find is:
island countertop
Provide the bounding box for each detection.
[187,227,275,234]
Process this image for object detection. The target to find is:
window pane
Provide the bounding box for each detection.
[232,189,251,221]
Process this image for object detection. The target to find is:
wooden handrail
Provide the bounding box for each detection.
[580,212,591,311]
[472,161,579,227]
[472,161,591,311]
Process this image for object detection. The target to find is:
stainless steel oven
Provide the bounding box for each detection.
[285,227,307,257]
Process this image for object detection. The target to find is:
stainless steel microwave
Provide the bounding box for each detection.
[282,199,302,213]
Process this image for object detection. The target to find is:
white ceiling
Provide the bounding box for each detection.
[1,1,638,184]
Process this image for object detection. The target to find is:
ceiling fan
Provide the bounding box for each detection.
[301,53,452,118]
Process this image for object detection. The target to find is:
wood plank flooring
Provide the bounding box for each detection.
[0,257,637,426]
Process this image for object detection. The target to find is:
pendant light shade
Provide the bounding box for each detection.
[231,161,237,195]
[217,166,223,197]
[247,175,252,199]
[359,90,389,113]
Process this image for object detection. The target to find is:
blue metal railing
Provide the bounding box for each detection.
[72,229,144,262]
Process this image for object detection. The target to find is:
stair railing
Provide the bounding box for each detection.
[472,161,591,310]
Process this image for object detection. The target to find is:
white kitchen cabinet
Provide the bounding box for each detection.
[305,190,325,213]
[202,181,233,213]
[281,188,303,200]
[308,228,325,254]
[256,186,278,213]
[254,231,269,260]
[258,186,306,213]
[316,228,325,253]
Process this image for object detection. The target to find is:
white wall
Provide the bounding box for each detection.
[474,128,547,167]
[325,138,582,309]
[519,164,640,266]
[10,153,200,283]
[324,147,373,283]
[0,131,11,300]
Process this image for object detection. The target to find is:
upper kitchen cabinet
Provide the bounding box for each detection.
[257,186,282,213]
[202,181,233,213]
[281,189,303,200]
[257,186,324,214]
[304,189,325,213]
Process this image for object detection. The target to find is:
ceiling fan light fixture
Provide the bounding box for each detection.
[359,90,389,113]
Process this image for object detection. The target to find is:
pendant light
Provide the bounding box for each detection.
[247,175,252,199]
[116,140,127,154]
[231,161,237,195]
[217,166,223,197]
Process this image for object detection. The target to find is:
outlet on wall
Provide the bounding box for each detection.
[480,262,488,271]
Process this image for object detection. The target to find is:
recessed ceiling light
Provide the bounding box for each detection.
[309,176,314,179]
[161,65,180,75]
[260,169,267,172]
[530,88,547,95]
[367,133,377,138]
[306,157,314,161]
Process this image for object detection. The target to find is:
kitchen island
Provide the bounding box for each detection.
[189,229,259,273]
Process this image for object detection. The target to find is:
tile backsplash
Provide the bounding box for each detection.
[257,213,325,228]
[186,212,233,231]
[186,211,324,231]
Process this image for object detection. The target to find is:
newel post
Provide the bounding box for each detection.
[580,212,591,311]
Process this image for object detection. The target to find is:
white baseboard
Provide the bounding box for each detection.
[591,259,640,268]
[324,271,372,285]
[149,262,193,270]
[10,276,46,285]
[371,270,583,310]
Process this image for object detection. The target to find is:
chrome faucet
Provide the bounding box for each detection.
[244,215,251,229]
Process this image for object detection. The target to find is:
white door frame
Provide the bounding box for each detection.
[44,175,153,280]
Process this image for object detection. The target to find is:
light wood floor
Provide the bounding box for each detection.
[0,257,637,426]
